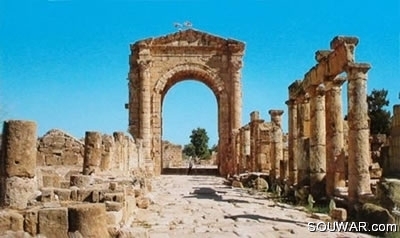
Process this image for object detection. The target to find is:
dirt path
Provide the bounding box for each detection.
[132,175,372,238]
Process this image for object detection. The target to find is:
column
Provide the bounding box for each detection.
[286,99,298,185]
[297,94,311,185]
[83,131,102,175]
[1,120,37,209]
[309,84,327,197]
[269,110,284,181]
[346,62,372,206]
[389,105,400,174]
[325,77,346,197]
[229,56,243,130]
[138,60,153,169]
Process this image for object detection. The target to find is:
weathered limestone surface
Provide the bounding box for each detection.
[309,84,326,197]
[387,105,400,175]
[38,207,69,238]
[347,63,372,205]
[0,210,24,235]
[1,120,38,209]
[83,131,103,175]
[127,29,245,176]
[325,78,346,196]
[269,110,284,180]
[37,129,84,166]
[1,120,37,178]
[162,141,183,168]
[286,36,375,207]
[286,98,298,185]
[68,203,109,237]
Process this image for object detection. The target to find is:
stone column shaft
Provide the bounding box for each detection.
[309,85,327,197]
[1,120,37,209]
[83,131,102,175]
[139,60,153,168]
[389,105,400,173]
[269,110,284,181]
[325,78,346,197]
[346,63,372,205]
[286,99,298,185]
[297,95,310,185]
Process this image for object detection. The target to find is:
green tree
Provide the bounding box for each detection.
[367,88,391,135]
[183,127,210,160]
[182,143,195,158]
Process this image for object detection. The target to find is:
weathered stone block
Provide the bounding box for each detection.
[329,207,347,221]
[1,177,37,209]
[0,211,24,235]
[232,180,244,188]
[54,188,71,201]
[106,210,123,225]
[2,120,37,178]
[70,175,93,188]
[40,188,55,202]
[136,196,150,209]
[24,207,39,236]
[68,203,108,237]
[60,181,70,189]
[104,192,125,202]
[42,174,61,188]
[123,196,136,224]
[77,189,93,202]
[83,131,102,175]
[105,201,123,212]
[38,207,68,238]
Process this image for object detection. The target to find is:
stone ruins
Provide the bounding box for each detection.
[0,29,399,237]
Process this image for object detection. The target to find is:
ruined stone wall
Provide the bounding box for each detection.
[37,129,84,166]
[236,111,286,177]
[386,105,400,176]
[1,120,152,237]
[162,141,183,168]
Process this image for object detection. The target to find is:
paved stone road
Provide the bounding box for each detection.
[132,175,373,238]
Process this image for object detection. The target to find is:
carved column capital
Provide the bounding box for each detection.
[345,62,371,80]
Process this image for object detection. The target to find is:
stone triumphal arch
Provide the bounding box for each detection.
[126,29,245,176]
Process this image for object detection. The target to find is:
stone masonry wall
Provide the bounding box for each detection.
[37,129,84,166]
[162,141,183,168]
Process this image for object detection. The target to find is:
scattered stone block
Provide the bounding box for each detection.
[329,207,347,221]
[357,203,395,225]
[0,211,24,235]
[40,188,54,202]
[70,175,93,188]
[68,203,108,237]
[60,181,70,189]
[105,201,123,212]
[136,196,150,209]
[104,192,125,202]
[42,175,61,188]
[106,211,123,225]
[254,177,268,191]
[3,177,37,209]
[24,207,39,236]
[77,189,93,202]
[232,180,244,188]
[109,182,117,191]
[54,188,71,201]
[38,207,68,238]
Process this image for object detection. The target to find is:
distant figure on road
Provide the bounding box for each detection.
[187,158,194,175]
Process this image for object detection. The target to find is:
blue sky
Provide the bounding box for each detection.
[0,0,399,146]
